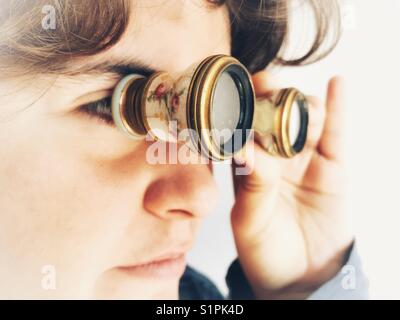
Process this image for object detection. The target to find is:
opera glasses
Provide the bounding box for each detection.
[111,55,309,161]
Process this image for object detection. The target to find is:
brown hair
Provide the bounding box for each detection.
[0,0,341,76]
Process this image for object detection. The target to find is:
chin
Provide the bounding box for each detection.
[93,270,181,299]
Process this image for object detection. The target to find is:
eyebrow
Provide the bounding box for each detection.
[71,59,158,79]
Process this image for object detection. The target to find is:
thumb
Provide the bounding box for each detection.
[251,70,283,98]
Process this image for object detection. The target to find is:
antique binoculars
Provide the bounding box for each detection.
[111,55,309,161]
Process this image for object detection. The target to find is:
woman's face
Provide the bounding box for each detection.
[0,0,229,299]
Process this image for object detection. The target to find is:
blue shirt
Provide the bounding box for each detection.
[179,243,369,300]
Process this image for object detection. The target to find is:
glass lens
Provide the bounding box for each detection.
[291,94,309,154]
[289,99,302,147]
[211,71,241,144]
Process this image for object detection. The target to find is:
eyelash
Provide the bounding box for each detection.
[79,97,114,126]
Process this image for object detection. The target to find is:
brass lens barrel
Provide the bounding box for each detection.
[187,55,255,161]
[253,88,309,158]
[124,77,147,136]
[112,74,147,139]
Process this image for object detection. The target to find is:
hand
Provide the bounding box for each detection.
[230,72,354,299]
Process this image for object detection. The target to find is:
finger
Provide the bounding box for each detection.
[318,76,346,162]
[232,139,282,194]
[231,140,282,229]
[234,69,283,191]
[251,71,283,98]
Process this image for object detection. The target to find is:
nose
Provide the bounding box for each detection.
[143,155,218,221]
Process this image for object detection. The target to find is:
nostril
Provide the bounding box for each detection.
[165,209,193,218]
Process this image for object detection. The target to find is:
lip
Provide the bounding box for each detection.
[116,254,187,279]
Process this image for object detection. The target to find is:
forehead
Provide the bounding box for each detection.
[92,0,231,74]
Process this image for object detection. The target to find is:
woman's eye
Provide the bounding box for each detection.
[79,97,114,126]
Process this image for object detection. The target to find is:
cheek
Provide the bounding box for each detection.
[0,114,151,284]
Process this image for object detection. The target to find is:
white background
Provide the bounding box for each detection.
[188,0,400,299]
